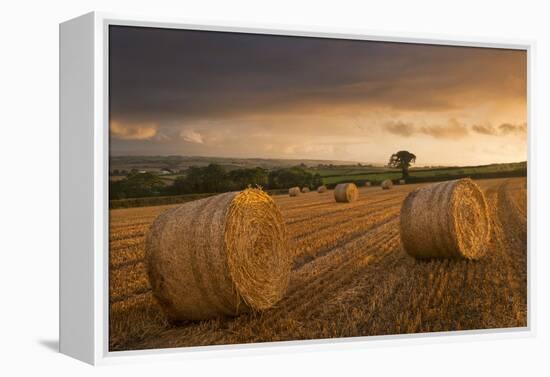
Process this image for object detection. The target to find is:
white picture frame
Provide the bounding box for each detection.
[59,11,536,365]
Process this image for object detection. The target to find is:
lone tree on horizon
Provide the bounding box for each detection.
[388,150,416,179]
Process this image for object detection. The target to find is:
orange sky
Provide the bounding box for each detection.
[109,26,527,166]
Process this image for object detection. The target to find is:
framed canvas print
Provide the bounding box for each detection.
[59,12,534,365]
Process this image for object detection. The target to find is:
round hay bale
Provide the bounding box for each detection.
[289,187,301,196]
[334,183,358,203]
[145,188,291,321]
[399,178,490,260]
[301,187,310,193]
[399,179,406,185]
[365,181,372,187]
[381,179,393,190]
[317,185,327,193]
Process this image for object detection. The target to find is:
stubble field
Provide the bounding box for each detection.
[109,177,527,351]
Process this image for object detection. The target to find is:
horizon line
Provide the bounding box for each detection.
[109,153,527,168]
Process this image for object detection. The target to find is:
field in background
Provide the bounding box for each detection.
[308,161,527,185]
[110,155,364,174]
[109,177,527,351]
[109,161,526,208]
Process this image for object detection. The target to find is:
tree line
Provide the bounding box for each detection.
[110,164,322,200]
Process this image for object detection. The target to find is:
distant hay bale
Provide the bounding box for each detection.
[399,179,406,185]
[289,187,301,196]
[334,183,358,203]
[381,179,393,189]
[301,187,310,193]
[365,181,372,187]
[317,185,327,193]
[145,188,291,321]
[400,178,490,260]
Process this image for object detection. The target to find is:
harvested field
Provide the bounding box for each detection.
[109,177,527,351]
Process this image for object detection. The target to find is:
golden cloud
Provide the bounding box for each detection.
[471,122,527,136]
[383,121,416,137]
[383,119,469,139]
[420,119,469,139]
[499,122,527,135]
[180,129,204,144]
[110,121,158,140]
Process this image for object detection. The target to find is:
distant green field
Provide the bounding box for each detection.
[310,162,527,186]
[309,166,388,176]
[322,172,401,185]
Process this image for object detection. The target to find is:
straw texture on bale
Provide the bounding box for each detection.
[381,179,393,190]
[399,179,406,185]
[333,183,358,203]
[317,185,327,193]
[145,188,291,321]
[400,178,490,260]
[365,181,372,187]
[289,187,301,196]
[301,187,310,193]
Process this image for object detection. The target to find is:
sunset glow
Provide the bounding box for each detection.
[109,26,527,166]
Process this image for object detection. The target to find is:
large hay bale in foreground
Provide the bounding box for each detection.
[301,187,310,193]
[381,179,393,189]
[317,185,327,193]
[145,188,291,321]
[289,187,301,196]
[400,179,490,260]
[334,183,358,203]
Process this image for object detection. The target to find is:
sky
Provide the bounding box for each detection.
[109,26,527,166]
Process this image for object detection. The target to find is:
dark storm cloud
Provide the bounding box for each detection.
[109,26,526,124]
[108,26,527,164]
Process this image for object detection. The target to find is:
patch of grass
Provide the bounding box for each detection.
[109,188,291,209]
